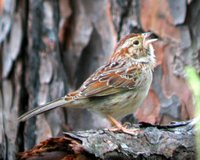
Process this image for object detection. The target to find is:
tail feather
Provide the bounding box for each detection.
[18,97,68,122]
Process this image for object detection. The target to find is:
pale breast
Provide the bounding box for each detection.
[88,67,153,120]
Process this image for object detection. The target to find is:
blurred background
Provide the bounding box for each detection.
[0,0,200,159]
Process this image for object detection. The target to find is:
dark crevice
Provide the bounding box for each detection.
[0,83,7,160]
[117,0,132,40]
[3,135,8,160]
[187,0,200,74]
[59,0,77,86]
[52,0,70,125]
[74,27,103,88]
[0,46,2,80]
[116,0,144,37]
[52,0,60,32]
[23,0,44,149]
[63,0,75,50]
[135,0,141,28]
[16,0,29,152]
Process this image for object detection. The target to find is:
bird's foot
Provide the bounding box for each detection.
[109,126,140,135]
[107,115,141,135]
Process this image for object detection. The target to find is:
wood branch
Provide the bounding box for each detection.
[1,1,200,159]
[17,121,196,160]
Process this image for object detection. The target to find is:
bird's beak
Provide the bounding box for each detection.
[142,32,158,47]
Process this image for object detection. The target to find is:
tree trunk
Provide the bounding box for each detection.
[0,0,199,159]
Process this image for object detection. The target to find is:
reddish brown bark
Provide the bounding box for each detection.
[0,0,199,159]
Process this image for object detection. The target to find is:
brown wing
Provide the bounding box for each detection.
[77,60,143,97]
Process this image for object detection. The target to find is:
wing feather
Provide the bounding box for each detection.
[78,61,143,97]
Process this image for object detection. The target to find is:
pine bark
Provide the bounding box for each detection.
[0,0,200,159]
[17,122,196,160]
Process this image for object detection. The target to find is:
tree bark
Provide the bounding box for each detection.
[0,0,200,159]
[17,121,196,160]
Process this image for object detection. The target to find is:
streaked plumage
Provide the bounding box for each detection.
[18,33,157,124]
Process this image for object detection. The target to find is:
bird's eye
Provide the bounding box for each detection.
[133,40,139,45]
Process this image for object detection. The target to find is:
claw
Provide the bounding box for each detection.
[107,115,141,135]
[109,126,140,135]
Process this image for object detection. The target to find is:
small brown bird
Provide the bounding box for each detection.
[19,33,157,134]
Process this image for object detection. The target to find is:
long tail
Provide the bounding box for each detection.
[18,97,68,122]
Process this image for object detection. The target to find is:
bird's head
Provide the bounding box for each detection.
[111,33,157,67]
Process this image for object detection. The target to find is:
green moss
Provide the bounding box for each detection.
[185,66,200,159]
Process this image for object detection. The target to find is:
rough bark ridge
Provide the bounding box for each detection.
[0,0,200,159]
[17,122,196,160]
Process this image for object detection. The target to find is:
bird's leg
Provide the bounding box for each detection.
[107,115,140,135]
[107,115,122,128]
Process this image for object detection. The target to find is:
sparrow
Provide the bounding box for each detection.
[19,32,157,134]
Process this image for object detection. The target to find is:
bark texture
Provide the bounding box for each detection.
[17,122,196,160]
[0,0,200,159]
